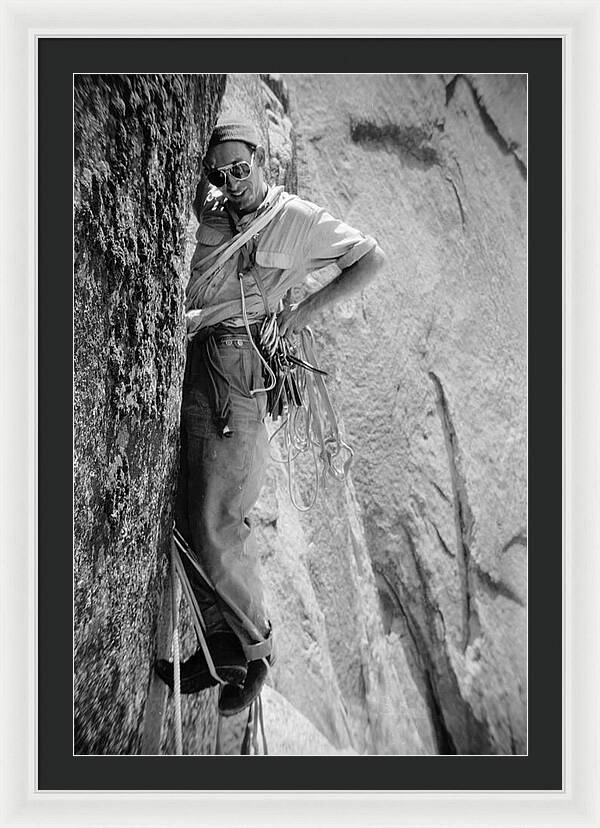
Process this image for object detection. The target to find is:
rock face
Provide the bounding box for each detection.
[281,73,527,754]
[74,72,526,756]
[218,685,359,756]
[73,74,225,754]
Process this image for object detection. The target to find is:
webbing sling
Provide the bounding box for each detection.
[168,528,272,755]
[186,189,296,335]
[171,533,226,685]
[166,533,224,758]
[173,526,273,660]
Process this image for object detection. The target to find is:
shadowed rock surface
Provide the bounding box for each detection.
[73,74,225,754]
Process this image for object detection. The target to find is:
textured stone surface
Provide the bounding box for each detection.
[253,449,431,755]
[217,685,359,756]
[73,74,225,754]
[283,73,527,754]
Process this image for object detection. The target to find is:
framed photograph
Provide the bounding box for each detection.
[1,1,598,826]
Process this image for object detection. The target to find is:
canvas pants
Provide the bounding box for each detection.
[174,326,273,661]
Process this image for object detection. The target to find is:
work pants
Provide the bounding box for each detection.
[174,328,273,661]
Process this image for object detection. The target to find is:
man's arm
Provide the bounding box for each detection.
[277,243,388,337]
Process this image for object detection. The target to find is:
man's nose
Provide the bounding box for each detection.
[225,173,244,193]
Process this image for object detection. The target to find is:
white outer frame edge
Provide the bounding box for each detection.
[0,1,598,826]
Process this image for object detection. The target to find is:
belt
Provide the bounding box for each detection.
[195,321,260,343]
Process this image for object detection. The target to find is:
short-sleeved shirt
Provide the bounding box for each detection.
[188,185,377,330]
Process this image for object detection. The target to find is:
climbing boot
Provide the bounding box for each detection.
[217,657,269,717]
[155,631,247,694]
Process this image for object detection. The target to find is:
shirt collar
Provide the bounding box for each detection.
[226,185,283,230]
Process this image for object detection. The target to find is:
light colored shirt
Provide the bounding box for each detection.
[188,185,377,330]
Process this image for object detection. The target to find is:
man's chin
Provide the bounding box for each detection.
[229,194,246,209]
[234,197,260,216]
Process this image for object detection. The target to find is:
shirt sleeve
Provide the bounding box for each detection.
[302,206,377,272]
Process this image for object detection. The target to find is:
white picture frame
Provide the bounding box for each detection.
[1,1,598,825]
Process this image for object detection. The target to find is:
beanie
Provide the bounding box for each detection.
[208,121,261,149]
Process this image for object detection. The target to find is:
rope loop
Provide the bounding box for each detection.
[260,320,353,511]
[241,695,269,755]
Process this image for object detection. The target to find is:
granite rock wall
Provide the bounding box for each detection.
[279,73,527,754]
[73,74,225,754]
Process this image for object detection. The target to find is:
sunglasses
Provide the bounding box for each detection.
[203,151,256,188]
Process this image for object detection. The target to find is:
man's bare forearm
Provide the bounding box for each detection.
[278,244,387,336]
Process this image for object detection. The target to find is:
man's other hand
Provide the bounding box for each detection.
[277,302,310,338]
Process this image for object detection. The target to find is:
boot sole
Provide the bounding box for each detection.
[217,663,267,716]
[180,664,247,694]
[155,660,247,694]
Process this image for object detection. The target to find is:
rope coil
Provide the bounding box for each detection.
[237,271,353,512]
[264,326,354,511]
[241,696,269,755]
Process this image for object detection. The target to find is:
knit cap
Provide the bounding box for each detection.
[208,121,261,149]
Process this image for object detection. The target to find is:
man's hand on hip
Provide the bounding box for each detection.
[277,302,311,338]
[277,244,387,337]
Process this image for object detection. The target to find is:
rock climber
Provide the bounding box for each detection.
[155,119,387,717]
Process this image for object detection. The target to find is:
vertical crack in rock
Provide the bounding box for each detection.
[371,515,494,753]
[445,175,466,228]
[428,372,479,652]
[430,480,451,504]
[259,75,298,193]
[423,670,456,755]
[260,73,291,113]
[507,714,518,755]
[445,74,459,105]
[375,566,457,754]
[431,521,456,559]
[445,74,527,180]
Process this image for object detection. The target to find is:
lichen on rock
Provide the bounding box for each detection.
[73,74,225,754]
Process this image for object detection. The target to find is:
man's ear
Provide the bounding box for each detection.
[255,145,266,167]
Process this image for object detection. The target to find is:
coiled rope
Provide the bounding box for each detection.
[238,272,354,512]
[241,695,269,755]
[273,327,354,511]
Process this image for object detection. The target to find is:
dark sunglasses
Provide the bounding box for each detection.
[203,151,256,188]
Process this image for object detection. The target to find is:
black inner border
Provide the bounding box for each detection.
[40,37,562,791]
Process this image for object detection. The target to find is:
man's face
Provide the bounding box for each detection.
[204,140,266,215]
